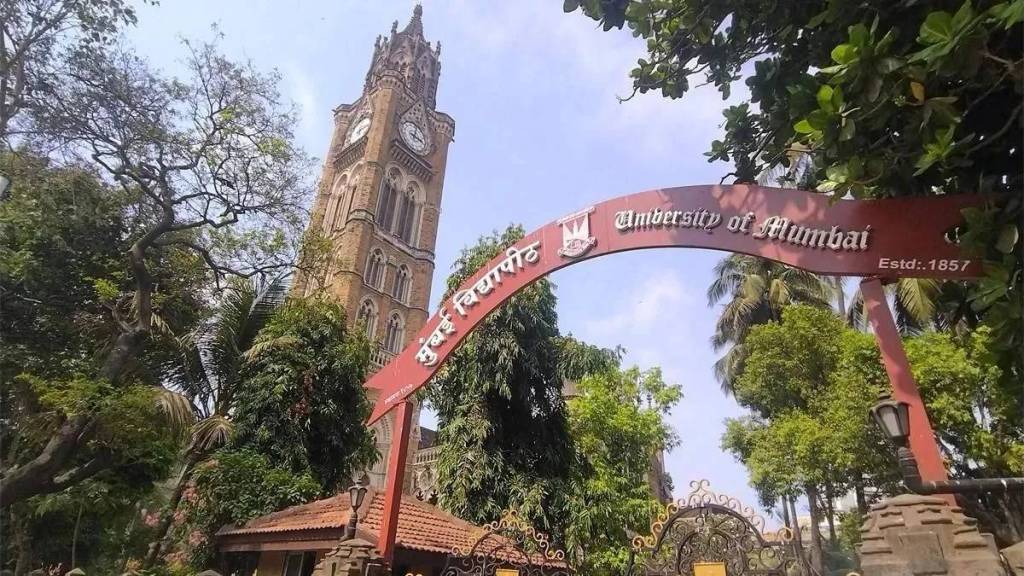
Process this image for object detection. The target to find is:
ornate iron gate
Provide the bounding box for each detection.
[440,509,572,576]
[625,480,799,576]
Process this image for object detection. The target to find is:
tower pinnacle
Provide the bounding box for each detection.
[363,3,441,108]
[402,4,424,37]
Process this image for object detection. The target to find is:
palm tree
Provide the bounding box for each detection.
[143,275,289,566]
[752,151,950,337]
[706,254,833,392]
[846,278,943,335]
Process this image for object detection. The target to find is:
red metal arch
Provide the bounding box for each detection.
[366,184,980,422]
[370,184,983,561]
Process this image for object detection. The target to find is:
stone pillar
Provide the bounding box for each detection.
[858,494,1006,576]
[1002,541,1024,576]
[312,538,387,576]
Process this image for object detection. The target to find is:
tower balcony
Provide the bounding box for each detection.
[369,344,397,374]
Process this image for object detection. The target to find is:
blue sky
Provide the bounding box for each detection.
[126,1,779,520]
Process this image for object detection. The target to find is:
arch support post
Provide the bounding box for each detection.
[860,278,953,504]
[378,400,413,565]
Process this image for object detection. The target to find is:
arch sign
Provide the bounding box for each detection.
[366,184,983,423]
[369,184,986,563]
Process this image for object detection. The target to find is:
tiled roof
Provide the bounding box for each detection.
[217,489,480,555]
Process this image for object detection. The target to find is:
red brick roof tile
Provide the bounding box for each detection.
[217,489,480,555]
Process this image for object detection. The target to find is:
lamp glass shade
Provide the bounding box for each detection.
[349,484,366,509]
[871,399,911,442]
[878,407,901,438]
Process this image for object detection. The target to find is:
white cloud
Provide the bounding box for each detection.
[583,269,694,339]
[440,0,742,162]
[281,62,322,149]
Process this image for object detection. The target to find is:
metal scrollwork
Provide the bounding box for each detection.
[441,509,572,576]
[626,480,799,576]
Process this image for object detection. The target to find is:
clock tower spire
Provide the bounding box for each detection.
[299,4,454,492]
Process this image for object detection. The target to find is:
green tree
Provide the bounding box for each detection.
[903,328,1023,542]
[3,32,313,506]
[706,254,833,390]
[0,154,202,574]
[0,0,145,141]
[177,449,319,570]
[723,305,1022,550]
[566,0,1022,390]
[142,276,289,567]
[3,378,181,574]
[428,225,619,534]
[231,295,377,493]
[564,366,682,575]
[721,306,896,570]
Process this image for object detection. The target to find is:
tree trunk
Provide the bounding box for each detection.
[787,496,813,576]
[0,415,95,508]
[833,276,846,318]
[806,485,825,575]
[823,484,837,547]
[71,501,83,568]
[960,492,1024,547]
[996,492,1024,544]
[0,327,148,509]
[12,510,31,576]
[119,502,142,573]
[99,327,147,382]
[853,473,867,515]
[143,449,204,568]
[782,497,792,529]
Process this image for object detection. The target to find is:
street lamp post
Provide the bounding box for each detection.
[345,473,370,540]
[870,397,1024,494]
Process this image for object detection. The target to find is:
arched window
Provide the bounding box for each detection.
[394,182,419,245]
[383,312,404,353]
[377,168,401,230]
[365,249,387,290]
[324,174,347,232]
[392,264,411,304]
[356,298,378,339]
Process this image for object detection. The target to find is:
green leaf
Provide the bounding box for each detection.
[918,11,954,45]
[914,153,939,175]
[849,23,869,47]
[990,0,1024,28]
[816,180,840,193]
[826,163,849,183]
[92,277,120,301]
[793,119,816,134]
[996,224,1019,254]
[831,44,857,64]
[839,118,856,141]
[807,109,830,130]
[866,75,883,102]
[831,85,845,110]
[847,156,864,179]
[817,85,835,113]
[876,57,903,74]
[971,264,1010,309]
[951,0,975,31]
[807,10,829,28]
[877,29,897,53]
[563,0,580,12]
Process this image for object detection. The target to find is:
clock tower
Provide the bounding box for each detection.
[300,4,454,491]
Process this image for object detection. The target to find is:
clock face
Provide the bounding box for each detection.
[400,121,428,154]
[346,117,371,145]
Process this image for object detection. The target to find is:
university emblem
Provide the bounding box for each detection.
[557,206,597,258]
